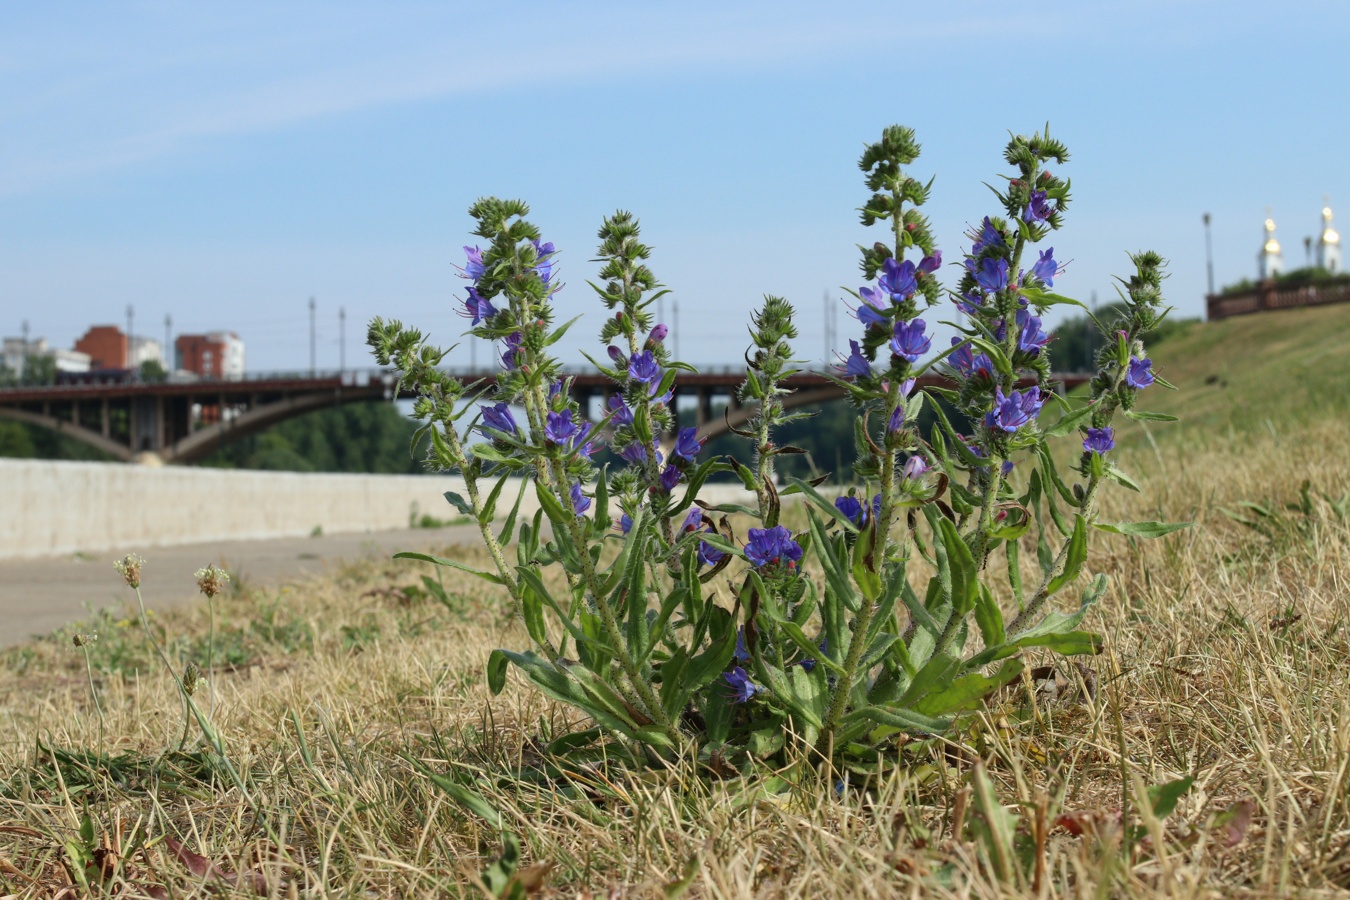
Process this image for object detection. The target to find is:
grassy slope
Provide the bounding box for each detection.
[1116,302,1350,445]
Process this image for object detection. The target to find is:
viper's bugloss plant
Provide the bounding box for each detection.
[371,124,1185,774]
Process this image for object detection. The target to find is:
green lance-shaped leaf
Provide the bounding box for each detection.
[915,658,1024,717]
[1093,520,1192,538]
[937,516,977,616]
[964,573,1108,669]
[1044,514,1088,599]
[444,490,475,517]
[393,551,505,586]
[1041,399,1098,438]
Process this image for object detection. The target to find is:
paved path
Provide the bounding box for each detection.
[0,526,480,649]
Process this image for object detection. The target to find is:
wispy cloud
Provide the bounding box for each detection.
[0,2,1037,195]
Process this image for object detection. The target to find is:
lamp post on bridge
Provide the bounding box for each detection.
[339,306,346,373]
[1203,213,1215,297]
[126,305,135,375]
[308,296,316,377]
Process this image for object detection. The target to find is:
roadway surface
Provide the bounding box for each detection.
[0,525,480,649]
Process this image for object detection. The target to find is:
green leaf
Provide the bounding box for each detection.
[418,765,503,829]
[1124,409,1179,422]
[1041,400,1097,438]
[393,551,505,586]
[1044,514,1087,599]
[487,649,509,695]
[972,582,1006,650]
[1094,520,1192,538]
[543,314,584,346]
[842,704,950,735]
[1148,776,1195,819]
[916,659,1024,716]
[443,491,474,517]
[937,516,977,616]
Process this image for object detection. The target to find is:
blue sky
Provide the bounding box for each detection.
[1,1,1345,372]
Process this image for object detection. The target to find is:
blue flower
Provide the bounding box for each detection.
[835,495,865,526]
[659,465,681,492]
[461,287,497,326]
[918,251,943,275]
[628,351,661,385]
[1024,189,1053,224]
[607,394,634,426]
[478,402,519,438]
[1016,309,1052,355]
[620,513,634,534]
[1126,356,1155,389]
[698,533,727,567]
[1030,247,1059,287]
[844,339,872,378]
[544,410,579,445]
[463,245,485,282]
[606,345,625,365]
[499,331,524,371]
[984,387,1044,433]
[879,258,918,301]
[745,525,803,569]
[903,455,930,480]
[648,323,668,344]
[888,406,905,433]
[618,441,652,465]
[975,257,1009,295]
[570,483,591,516]
[723,666,761,704]
[890,319,931,363]
[856,286,889,327]
[532,240,555,284]
[571,421,600,459]
[673,426,703,463]
[734,627,750,662]
[970,217,1005,255]
[682,507,703,532]
[1083,427,1115,454]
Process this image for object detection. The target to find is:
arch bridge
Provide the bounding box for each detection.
[0,368,1089,464]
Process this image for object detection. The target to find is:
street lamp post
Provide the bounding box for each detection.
[308,297,316,377]
[1202,213,1215,297]
[339,306,346,373]
[126,304,135,374]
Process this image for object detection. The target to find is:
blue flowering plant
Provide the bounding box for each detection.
[367,125,1184,774]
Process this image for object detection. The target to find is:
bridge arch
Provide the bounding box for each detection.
[0,406,133,461]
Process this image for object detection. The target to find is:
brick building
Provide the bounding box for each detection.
[175,331,245,379]
[74,325,127,369]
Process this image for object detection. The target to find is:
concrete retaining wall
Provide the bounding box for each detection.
[0,459,759,560]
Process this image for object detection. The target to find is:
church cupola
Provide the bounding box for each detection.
[1259,216,1283,279]
[1317,203,1341,274]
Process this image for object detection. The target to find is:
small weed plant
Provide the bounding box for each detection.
[370,124,1187,779]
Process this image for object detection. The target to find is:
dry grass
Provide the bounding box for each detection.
[2,416,1350,895]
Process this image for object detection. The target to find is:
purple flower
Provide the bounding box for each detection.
[501,331,524,370]
[1083,427,1115,454]
[879,258,918,301]
[673,426,703,463]
[533,240,555,284]
[888,407,905,433]
[682,507,703,532]
[460,287,498,326]
[970,217,1005,255]
[648,323,668,343]
[659,465,681,492]
[844,339,872,378]
[571,421,600,459]
[890,319,932,363]
[1024,189,1053,224]
[478,402,519,437]
[903,455,930,480]
[835,495,866,526]
[548,379,564,403]
[607,394,634,426]
[570,483,591,516]
[620,513,634,534]
[463,245,485,282]
[734,627,749,662]
[618,441,649,464]
[975,257,1009,295]
[1001,459,1015,476]
[950,338,975,374]
[1030,247,1059,287]
[856,286,889,327]
[985,387,1044,433]
[745,525,803,569]
[628,351,661,385]
[918,251,943,275]
[1016,309,1052,356]
[606,345,625,365]
[544,410,579,445]
[956,291,984,316]
[698,533,727,567]
[723,666,761,704]
[1126,356,1155,389]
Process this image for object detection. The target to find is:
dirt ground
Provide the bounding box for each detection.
[0,525,479,647]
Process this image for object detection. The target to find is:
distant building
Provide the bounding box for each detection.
[1258,217,1283,279]
[176,331,245,380]
[128,335,163,368]
[2,336,92,375]
[74,325,128,369]
[1318,205,1341,274]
